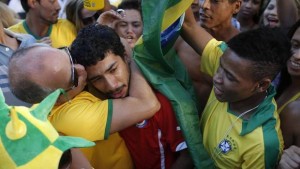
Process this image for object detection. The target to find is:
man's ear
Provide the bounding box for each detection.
[28,0,37,8]
[120,37,133,62]
[233,0,242,14]
[256,78,272,93]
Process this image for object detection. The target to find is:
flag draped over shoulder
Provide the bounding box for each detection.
[133,0,214,168]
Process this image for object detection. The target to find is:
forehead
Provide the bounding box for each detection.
[221,49,254,80]
[122,9,142,22]
[86,52,125,73]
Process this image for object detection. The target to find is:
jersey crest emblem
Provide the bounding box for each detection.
[218,139,232,154]
[136,120,148,128]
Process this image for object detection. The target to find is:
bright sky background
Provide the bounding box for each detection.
[109,0,122,6]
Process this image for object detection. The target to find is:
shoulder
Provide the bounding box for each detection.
[8,21,24,31]
[281,99,300,120]
[55,19,76,29]
[280,99,300,133]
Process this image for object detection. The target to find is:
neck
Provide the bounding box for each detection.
[237,14,255,25]
[237,15,256,32]
[291,75,300,85]
[25,13,51,37]
[206,21,239,42]
[229,91,267,118]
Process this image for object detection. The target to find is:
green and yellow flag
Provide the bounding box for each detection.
[133,0,214,168]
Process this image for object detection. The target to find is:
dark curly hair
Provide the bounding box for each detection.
[70,24,125,67]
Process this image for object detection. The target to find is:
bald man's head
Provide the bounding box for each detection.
[9,44,73,103]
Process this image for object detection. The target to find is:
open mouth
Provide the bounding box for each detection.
[290,59,300,68]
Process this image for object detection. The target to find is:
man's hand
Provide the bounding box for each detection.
[96,10,125,29]
[278,146,300,169]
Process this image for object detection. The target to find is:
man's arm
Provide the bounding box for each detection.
[110,62,160,133]
[181,7,213,56]
[278,146,300,169]
[277,0,299,33]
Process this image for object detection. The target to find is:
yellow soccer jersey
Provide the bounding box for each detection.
[8,19,76,48]
[49,91,111,140]
[200,38,284,168]
[82,132,134,169]
[201,38,227,76]
[49,91,133,169]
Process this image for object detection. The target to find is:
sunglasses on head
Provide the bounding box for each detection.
[59,47,78,92]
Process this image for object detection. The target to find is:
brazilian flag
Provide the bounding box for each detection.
[133,0,214,168]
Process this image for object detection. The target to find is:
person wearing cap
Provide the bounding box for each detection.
[8,0,76,48]
[65,0,100,33]
[0,89,95,169]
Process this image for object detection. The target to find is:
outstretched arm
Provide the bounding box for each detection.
[277,0,299,33]
[181,7,213,56]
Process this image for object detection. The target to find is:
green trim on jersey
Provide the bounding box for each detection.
[23,21,52,40]
[263,117,280,169]
[200,38,283,168]
[218,42,227,52]
[240,86,276,136]
[104,99,113,139]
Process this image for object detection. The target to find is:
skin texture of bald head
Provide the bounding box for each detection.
[8,44,73,103]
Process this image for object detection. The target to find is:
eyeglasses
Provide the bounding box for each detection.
[59,47,78,92]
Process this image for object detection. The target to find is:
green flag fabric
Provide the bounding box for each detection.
[133,0,214,168]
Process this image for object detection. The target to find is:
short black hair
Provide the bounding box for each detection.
[70,24,125,67]
[227,27,291,81]
[20,0,32,12]
[118,0,141,12]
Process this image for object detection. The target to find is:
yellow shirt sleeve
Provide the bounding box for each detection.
[201,38,227,76]
[49,91,112,141]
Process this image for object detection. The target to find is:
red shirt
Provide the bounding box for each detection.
[120,92,186,169]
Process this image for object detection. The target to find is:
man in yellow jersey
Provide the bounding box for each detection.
[8,43,160,169]
[8,0,77,48]
[181,8,290,168]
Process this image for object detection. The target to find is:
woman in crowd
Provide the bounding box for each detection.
[236,0,265,31]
